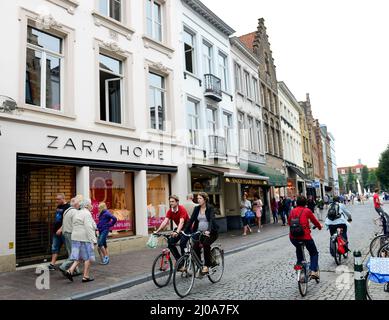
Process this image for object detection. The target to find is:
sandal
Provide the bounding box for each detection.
[65,271,73,282]
[82,277,95,283]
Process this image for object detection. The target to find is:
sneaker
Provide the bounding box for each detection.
[48,264,56,271]
[100,257,110,265]
[257,230,261,233]
[309,271,320,280]
[201,266,209,274]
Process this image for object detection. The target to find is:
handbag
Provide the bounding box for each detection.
[245,210,255,219]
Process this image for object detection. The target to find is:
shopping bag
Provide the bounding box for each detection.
[146,234,158,249]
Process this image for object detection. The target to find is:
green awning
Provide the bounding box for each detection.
[240,162,287,187]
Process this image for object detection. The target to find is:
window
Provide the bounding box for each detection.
[244,71,251,98]
[99,0,121,22]
[218,52,228,91]
[149,72,166,131]
[234,63,242,92]
[206,106,217,135]
[184,29,195,73]
[146,0,162,42]
[90,170,135,238]
[223,112,233,153]
[238,112,245,150]
[187,98,199,146]
[147,174,170,232]
[25,26,63,110]
[248,117,255,150]
[203,41,213,74]
[265,52,270,75]
[99,53,123,124]
[253,78,259,103]
[256,120,262,153]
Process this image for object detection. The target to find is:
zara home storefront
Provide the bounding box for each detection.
[0,120,188,271]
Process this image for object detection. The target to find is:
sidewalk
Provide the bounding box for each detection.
[0,223,289,300]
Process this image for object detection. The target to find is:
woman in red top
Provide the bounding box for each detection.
[288,196,323,279]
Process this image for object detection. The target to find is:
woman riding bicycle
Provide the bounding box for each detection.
[184,192,219,275]
[324,196,352,244]
[288,196,322,280]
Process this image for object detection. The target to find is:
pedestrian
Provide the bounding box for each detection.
[48,194,71,271]
[97,202,117,265]
[59,195,83,275]
[373,188,389,234]
[284,197,293,220]
[307,195,316,214]
[292,196,297,209]
[184,192,219,274]
[271,197,278,224]
[64,199,97,283]
[182,193,198,217]
[278,197,286,226]
[253,193,263,233]
[241,193,252,236]
[324,194,329,209]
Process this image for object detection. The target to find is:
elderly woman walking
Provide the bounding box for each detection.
[65,199,97,283]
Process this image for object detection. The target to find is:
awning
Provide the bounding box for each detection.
[240,162,287,187]
[287,165,310,182]
[191,165,269,185]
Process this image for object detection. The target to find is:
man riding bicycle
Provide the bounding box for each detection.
[154,195,190,268]
[288,196,323,280]
[374,188,389,234]
[325,196,352,247]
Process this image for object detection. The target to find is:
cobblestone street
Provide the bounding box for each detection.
[97,202,380,300]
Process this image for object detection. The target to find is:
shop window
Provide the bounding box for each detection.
[90,170,135,238]
[147,173,170,232]
[191,172,221,216]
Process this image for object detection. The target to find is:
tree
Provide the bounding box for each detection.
[361,166,369,189]
[339,175,345,193]
[346,168,355,193]
[377,145,389,190]
[367,169,378,191]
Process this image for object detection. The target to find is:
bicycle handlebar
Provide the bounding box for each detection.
[180,230,204,238]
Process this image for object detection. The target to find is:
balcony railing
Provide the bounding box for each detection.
[204,74,222,102]
[208,135,227,159]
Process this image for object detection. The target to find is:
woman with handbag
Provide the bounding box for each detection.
[240,193,252,236]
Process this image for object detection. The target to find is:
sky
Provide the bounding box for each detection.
[202,0,389,168]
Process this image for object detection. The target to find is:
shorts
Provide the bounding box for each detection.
[241,216,249,226]
[51,234,64,254]
[97,230,109,248]
[70,241,96,262]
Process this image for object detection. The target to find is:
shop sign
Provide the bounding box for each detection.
[225,177,268,185]
[46,135,164,160]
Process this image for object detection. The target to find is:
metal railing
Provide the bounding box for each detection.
[204,74,222,102]
[208,135,227,158]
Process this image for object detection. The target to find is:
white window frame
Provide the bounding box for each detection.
[248,116,255,151]
[218,51,229,92]
[223,112,233,153]
[252,77,259,104]
[99,0,122,22]
[255,120,263,153]
[238,112,246,150]
[202,40,213,75]
[244,71,252,99]
[187,97,200,146]
[148,71,167,131]
[234,62,242,93]
[146,0,163,42]
[99,53,124,124]
[206,105,218,135]
[183,27,196,74]
[25,26,64,111]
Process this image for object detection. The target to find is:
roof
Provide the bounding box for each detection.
[238,32,256,52]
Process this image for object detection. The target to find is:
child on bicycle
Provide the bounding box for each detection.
[288,196,323,280]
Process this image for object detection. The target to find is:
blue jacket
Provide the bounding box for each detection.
[97,210,117,233]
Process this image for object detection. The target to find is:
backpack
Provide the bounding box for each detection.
[290,208,305,237]
[327,203,341,221]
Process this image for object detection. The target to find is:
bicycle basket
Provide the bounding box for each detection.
[367,257,389,284]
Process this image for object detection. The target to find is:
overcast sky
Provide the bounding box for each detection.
[202,0,389,168]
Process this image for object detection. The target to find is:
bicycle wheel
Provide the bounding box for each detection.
[208,247,224,283]
[370,235,389,257]
[366,272,389,300]
[152,253,173,288]
[377,242,389,258]
[173,255,195,298]
[298,266,308,297]
[334,241,342,265]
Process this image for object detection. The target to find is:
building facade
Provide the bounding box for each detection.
[328,131,340,195]
[278,81,307,197]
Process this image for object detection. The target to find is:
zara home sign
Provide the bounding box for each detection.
[47,135,165,161]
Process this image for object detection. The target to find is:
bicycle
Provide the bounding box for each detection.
[294,240,320,297]
[365,257,389,300]
[151,232,174,288]
[172,231,224,298]
[369,215,389,257]
[330,227,349,265]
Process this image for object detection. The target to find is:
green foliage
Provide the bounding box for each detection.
[367,169,378,190]
[377,145,389,189]
[361,166,369,189]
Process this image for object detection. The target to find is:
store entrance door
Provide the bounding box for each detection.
[16,163,76,267]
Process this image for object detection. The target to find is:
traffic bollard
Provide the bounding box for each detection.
[354,250,367,300]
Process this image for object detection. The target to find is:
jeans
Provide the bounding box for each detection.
[280,210,287,225]
[272,210,278,223]
[51,233,64,254]
[375,208,389,234]
[193,233,218,267]
[97,230,109,248]
[59,232,81,274]
[328,224,348,241]
[168,234,189,261]
[290,238,319,272]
